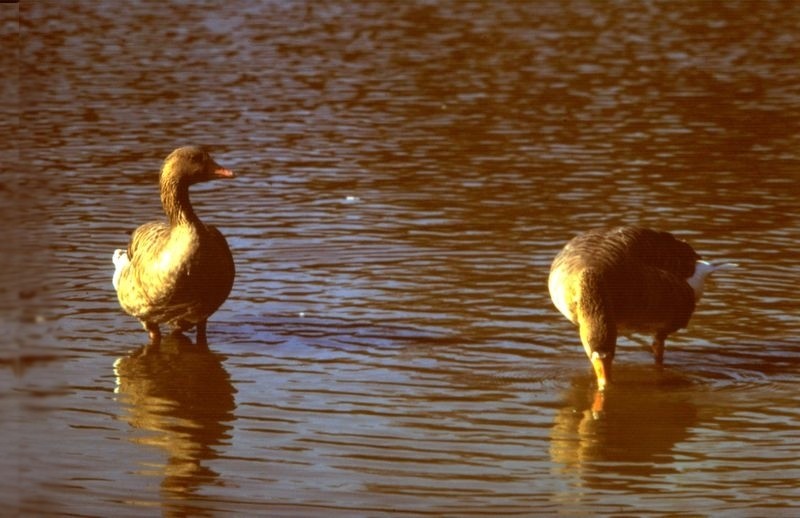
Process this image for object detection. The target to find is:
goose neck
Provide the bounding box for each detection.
[161,177,200,227]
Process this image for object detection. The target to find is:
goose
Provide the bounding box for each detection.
[548,226,734,390]
[112,146,235,346]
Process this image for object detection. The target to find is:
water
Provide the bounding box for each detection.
[4,1,800,515]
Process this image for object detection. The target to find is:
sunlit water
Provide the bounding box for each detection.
[3,1,800,515]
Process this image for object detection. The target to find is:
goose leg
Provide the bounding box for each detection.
[140,321,161,355]
[651,331,667,365]
[141,321,160,344]
[196,320,208,348]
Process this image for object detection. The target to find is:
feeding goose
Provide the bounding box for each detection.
[112,146,235,346]
[548,226,735,390]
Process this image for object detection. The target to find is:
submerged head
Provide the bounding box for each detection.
[590,351,613,392]
[686,260,737,301]
[161,146,234,186]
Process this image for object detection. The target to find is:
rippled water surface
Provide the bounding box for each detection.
[4,1,800,515]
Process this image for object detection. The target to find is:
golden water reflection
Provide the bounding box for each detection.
[113,334,236,505]
[550,368,698,492]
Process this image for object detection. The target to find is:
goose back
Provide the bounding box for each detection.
[549,226,698,335]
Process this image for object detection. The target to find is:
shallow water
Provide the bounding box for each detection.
[4,1,800,515]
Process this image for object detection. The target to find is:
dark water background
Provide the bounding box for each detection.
[3,1,800,515]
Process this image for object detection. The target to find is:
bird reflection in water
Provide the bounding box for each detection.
[550,369,698,493]
[113,332,236,506]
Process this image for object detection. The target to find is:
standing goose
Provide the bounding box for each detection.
[548,226,734,390]
[113,146,235,346]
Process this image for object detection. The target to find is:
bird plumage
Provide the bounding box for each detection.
[113,146,235,346]
[548,226,733,390]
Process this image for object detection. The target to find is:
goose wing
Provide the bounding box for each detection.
[610,263,696,333]
[116,221,178,320]
[127,221,171,261]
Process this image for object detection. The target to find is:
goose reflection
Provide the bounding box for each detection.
[550,368,698,491]
[114,332,236,502]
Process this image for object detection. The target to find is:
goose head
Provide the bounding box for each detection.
[160,146,234,187]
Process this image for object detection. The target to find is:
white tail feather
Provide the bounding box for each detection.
[112,249,129,290]
[687,260,736,300]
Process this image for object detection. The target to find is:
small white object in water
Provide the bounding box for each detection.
[344,195,359,203]
[299,312,306,318]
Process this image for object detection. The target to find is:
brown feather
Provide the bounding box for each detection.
[548,226,702,388]
[113,146,235,342]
